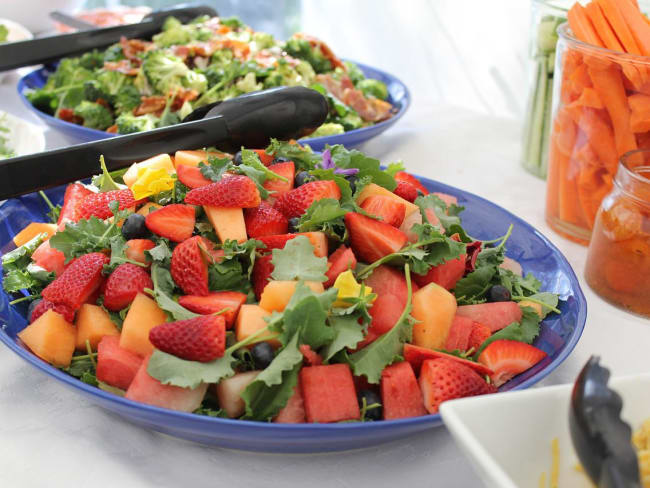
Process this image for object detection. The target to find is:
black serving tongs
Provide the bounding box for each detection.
[569,356,641,488]
[0,4,218,72]
[0,86,328,200]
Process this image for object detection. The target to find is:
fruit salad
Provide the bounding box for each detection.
[2,141,560,422]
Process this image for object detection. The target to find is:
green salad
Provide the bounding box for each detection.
[0,113,16,160]
[27,15,394,137]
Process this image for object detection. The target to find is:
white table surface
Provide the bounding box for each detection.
[2,1,650,487]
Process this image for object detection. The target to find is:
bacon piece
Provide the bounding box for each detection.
[103,59,139,75]
[120,36,153,61]
[294,33,345,70]
[58,108,83,125]
[134,96,166,116]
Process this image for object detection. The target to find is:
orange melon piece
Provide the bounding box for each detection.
[259,281,325,313]
[518,300,543,318]
[137,202,162,216]
[204,206,247,243]
[174,150,227,168]
[302,232,328,258]
[13,223,57,247]
[119,293,168,357]
[235,304,280,347]
[74,304,120,351]
[356,183,419,217]
[123,154,175,187]
[17,310,76,367]
[411,282,457,350]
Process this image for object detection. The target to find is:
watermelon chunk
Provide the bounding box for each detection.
[263,161,295,199]
[456,302,523,332]
[96,335,143,390]
[403,343,494,376]
[380,362,427,420]
[300,364,360,423]
[274,379,306,423]
[324,245,357,288]
[444,315,475,351]
[412,254,467,291]
[32,240,66,276]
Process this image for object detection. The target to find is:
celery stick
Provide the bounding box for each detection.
[524,56,548,175]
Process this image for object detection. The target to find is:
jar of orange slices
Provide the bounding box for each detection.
[585,149,650,317]
[545,0,650,244]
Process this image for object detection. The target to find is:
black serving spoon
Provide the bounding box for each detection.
[0,86,328,200]
[569,356,641,488]
[0,4,217,72]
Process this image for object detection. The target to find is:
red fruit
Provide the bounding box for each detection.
[444,315,474,351]
[300,364,360,423]
[299,344,323,366]
[96,335,143,390]
[433,192,458,206]
[103,263,153,311]
[176,164,213,189]
[456,302,523,333]
[403,343,494,376]
[344,212,407,263]
[30,299,75,323]
[178,291,247,329]
[419,358,496,414]
[394,171,429,195]
[184,175,261,208]
[477,339,547,387]
[170,236,216,296]
[42,252,109,310]
[253,148,274,166]
[252,254,273,299]
[244,202,288,238]
[381,361,427,420]
[58,183,93,224]
[324,245,357,288]
[393,180,418,203]
[263,161,295,198]
[274,180,341,218]
[360,195,406,227]
[467,321,492,352]
[76,189,137,221]
[125,239,155,266]
[413,254,467,290]
[274,379,306,423]
[144,204,196,242]
[364,264,414,301]
[149,315,226,362]
[256,232,328,257]
[32,240,66,276]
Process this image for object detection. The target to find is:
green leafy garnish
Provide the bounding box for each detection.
[474,307,543,358]
[270,235,327,282]
[148,263,200,321]
[91,155,121,192]
[2,233,54,294]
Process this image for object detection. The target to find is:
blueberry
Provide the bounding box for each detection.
[271,157,290,164]
[357,390,382,421]
[121,213,148,240]
[251,342,275,369]
[288,217,300,233]
[487,284,511,302]
[294,171,313,187]
[233,151,243,165]
[27,298,42,321]
[346,175,358,193]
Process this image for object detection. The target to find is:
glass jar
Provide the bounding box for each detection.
[522,0,568,179]
[545,23,650,245]
[585,150,650,317]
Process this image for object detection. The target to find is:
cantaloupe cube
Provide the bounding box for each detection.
[356,183,419,217]
[411,282,457,350]
[215,370,260,418]
[123,154,175,187]
[137,202,162,216]
[75,304,120,351]
[204,206,247,243]
[259,281,325,313]
[18,309,76,367]
[13,223,57,247]
[119,293,168,357]
[518,300,543,318]
[235,304,280,347]
[174,150,226,167]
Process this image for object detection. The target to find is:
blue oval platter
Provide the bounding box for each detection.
[0,175,586,453]
[17,60,410,151]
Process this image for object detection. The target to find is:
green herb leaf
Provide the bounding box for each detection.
[454,266,497,305]
[415,194,470,242]
[149,263,200,321]
[147,349,236,389]
[265,138,321,172]
[322,315,365,362]
[91,155,121,192]
[50,216,122,263]
[296,198,348,241]
[270,235,327,282]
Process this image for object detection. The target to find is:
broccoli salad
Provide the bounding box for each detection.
[26,15,394,137]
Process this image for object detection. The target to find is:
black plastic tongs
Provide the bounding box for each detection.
[569,356,641,488]
[0,86,328,200]
[0,4,218,72]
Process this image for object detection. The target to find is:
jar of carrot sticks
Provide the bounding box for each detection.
[584,149,650,317]
[546,0,650,245]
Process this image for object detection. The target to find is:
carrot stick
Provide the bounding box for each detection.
[554,106,578,156]
[577,163,609,227]
[628,93,650,112]
[574,87,604,109]
[614,0,650,56]
[630,110,650,132]
[570,106,619,173]
[596,0,642,54]
[568,4,605,47]
[559,155,587,227]
[546,139,565,220]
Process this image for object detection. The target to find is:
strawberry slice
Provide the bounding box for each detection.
[76,189,138,221]
[144,204,196,242]
[252,254,274,299]
[324,245,357,288]
[42,252,109,310]
[253,149,275,166]
[344,212,408,263]
[149,315,226,362]
[263,161,295,198]
[393,180,419,203]
[419,358,496,414]
[30,299,75,323]
[125,239,156,266]
[170,236,216,296]
[395,171,429,195]
[477,339,547,387]
[32,240,66,276]
[176,164,213,189]
[274,180,341,218]
[403,343,494,376]
[178,291,247,329]
[58,183,93,224]
[184,175,260,208]
[244,202,288,238]
[467,321,492,352]
[103,263,154,311]
[360,195,406,227]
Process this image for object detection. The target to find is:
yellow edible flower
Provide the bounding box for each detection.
[131,167,175,200]
[332,270,374,307]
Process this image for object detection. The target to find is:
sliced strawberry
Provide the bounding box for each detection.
[403,343,494,376]
[324,245,357,288]
[31,240,66,276]
[178,291,247,329]
[184,175,260,208]
[58,183,93,224]
[263,161,295,199]
[125,239,156,266]
[477,339,547,387]
[149,315,226,362]
[42,252,109,310]
[76,189,138,221]
[360,195,406,228]
[103,263,154,311]
[144,204,196,242]
[393,180,418,203]
[244,202,288,238]
[176,164,213,189]
[252,254,273,300]
[274,180,341,218]
[467,321,492,352]
[300,344,323,366]
[253,149,275,166]
[30,299,75,323]
[394,171,429,195]
[344,212,407,263]
[170,236,216,296]
[256,232,328,257]
[419,358,496,413]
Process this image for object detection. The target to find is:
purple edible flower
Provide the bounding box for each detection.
[318,149,359,176]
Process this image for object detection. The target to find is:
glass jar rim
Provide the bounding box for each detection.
[617,150,650,206]
[531,0,569,16]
